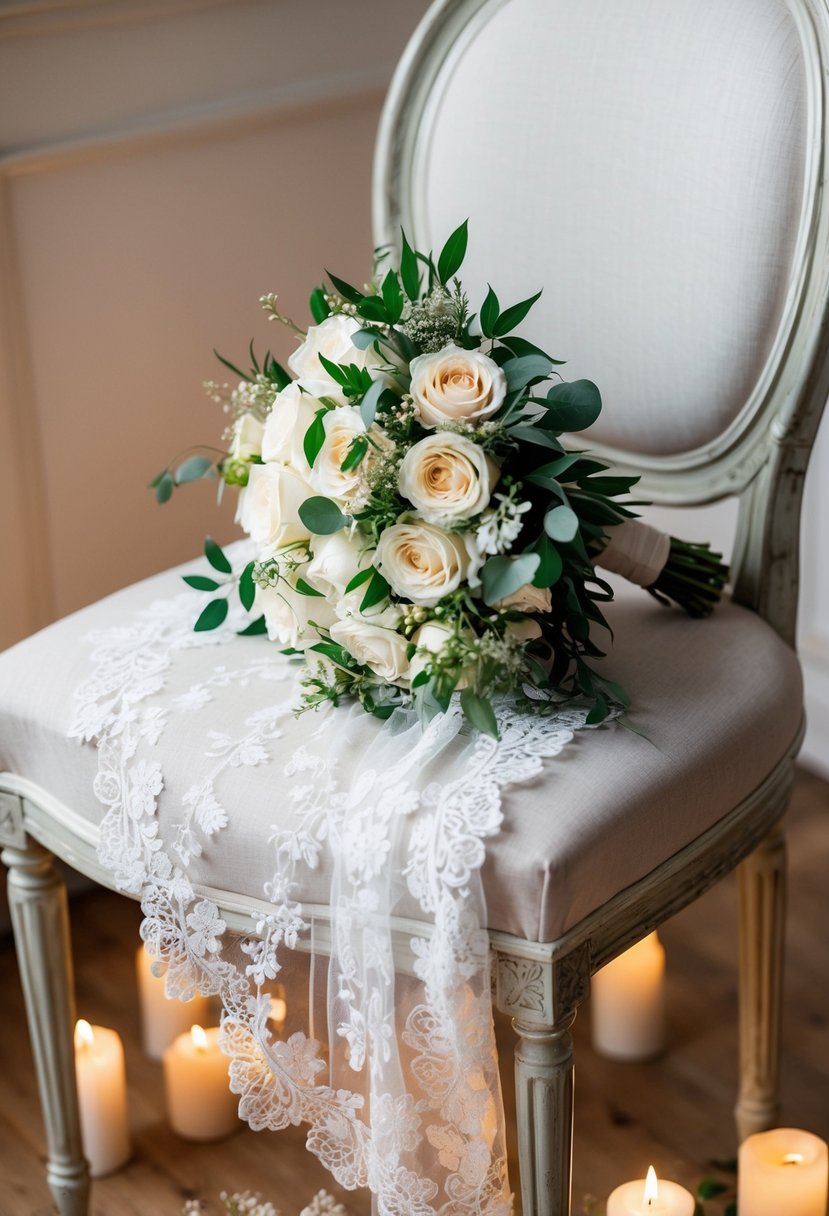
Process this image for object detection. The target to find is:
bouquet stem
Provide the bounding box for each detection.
[596,520,728,618]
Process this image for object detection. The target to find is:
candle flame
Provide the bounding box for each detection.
[190,1024,209,1052]
[782,1153,804,1166]
[643,1166,659,1204]
[74,1019,94,1050]
[269,996,287,1024]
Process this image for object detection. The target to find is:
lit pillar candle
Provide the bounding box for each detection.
[74,1019,131,1177]
[163,1024,239,1141]
[268,984,287,1035]
[591,932,667,1060]
[136,945,210,1060]
[607,1166,695,1215]
[739,1128,828,1216]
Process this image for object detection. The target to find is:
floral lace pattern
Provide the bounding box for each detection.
[69,547,590,1214]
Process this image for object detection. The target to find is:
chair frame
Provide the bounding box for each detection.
[3,1,829,1213]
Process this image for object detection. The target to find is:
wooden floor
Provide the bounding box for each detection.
[1,768,828,1215]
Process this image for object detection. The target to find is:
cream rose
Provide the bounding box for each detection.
[409,344,507,428]
[330,617,410,684]
[305,530,372,599]
[288,314,385,400]
[261,382,321,474]
[374,521,469,607]
[235,462,312,551]
[255,575,336,649]
[505,617,543,642]
[496,583,552,614]
[398,432,498,523]
[229,412,264,462]
[308,407,367,505]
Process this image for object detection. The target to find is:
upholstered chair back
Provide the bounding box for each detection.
[374,0,829,638]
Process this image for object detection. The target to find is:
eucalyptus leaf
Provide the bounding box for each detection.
[175,455,213,484]
[502,354,553,395]
[155,471,174,504]
[544,504,579,542]
[531,534,564,587]
[194,598,229,632]
[352,328,382,351]
[205,536,232,574]
[481,553,541,606]
[545,379,603,431]
[460,688,499,739]
[359,377,386,428]
[298,496,349,535]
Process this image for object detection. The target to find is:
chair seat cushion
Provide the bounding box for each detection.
[0,557,802,942]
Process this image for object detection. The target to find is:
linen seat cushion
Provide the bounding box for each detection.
[0,558,802,943]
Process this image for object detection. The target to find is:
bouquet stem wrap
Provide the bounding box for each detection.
[595,519,671,588]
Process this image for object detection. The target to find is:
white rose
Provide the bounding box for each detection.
[505,617,543,642]
[398,432,498,523]
[288,315,385,399]
[229,412,264,461]
[308,407,366,505]
[255,575,336,650]
[261,382,321,474]
[374,521,469,607]
[330,617,410,684]
[306,530,372,599]
[409,344,507,428]
[235,462,312,551]
[496,583,552,614]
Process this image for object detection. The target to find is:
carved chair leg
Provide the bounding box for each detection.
[2,832,90,1216]
[513,1010,576,1216]
[735,825,787,1141]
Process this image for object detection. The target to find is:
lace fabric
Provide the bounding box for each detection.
[69,543,590,1215]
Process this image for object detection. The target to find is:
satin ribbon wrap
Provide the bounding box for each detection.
[596,519,670,588]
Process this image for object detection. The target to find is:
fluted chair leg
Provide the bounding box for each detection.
[735,825,787,1142]
[513,1010,576,1216]
[1,831,90,1216]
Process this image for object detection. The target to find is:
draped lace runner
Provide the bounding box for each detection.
[69,547,590,1215]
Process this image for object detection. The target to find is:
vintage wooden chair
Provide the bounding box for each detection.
[2,1,827,1213]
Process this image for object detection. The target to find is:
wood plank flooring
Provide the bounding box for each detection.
[1,768,827,1215]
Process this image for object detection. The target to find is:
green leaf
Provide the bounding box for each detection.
[194,598,229,632]
[360,569,390,612]
[544,504,579,542]
[344,567,373,594]
[480,284,500,337]
[238,615,267,636]
[356,295,389,323]
[528,453,583,483]
[381,270,404,323]
[585,695,610,725]
[239,561,256,611]
[298,496,349,535]
[507,425,564,451]
[317,352,350,388]
[545,379,603,432]
[155,471,174,504]
[503,354,553,395]
[205,536,232,574]
[295,577,325,597]
[351,327,382,351]
[697,1180,729,1201]
[399,231,421,301]
[325,269,363,305]
[340,435,368,473]
[493,289,543,336]
[725,1203,737,1216]
[303,409,328,468]
[309,286,330,323]
[531,533,564,587]
[481,553,541,606]
[213,349,251,382]
[581,475,639,496]
[183,573,220,591]
[359,377,385,428]
[437,219,469,284]
[175,455,212,484]
[460,688,499,738]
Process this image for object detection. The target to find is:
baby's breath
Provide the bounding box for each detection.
[401,282,469,352]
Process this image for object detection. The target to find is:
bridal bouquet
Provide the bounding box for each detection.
[153,222,727,736]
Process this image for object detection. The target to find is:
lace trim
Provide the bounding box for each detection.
[69,549,589,1214]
